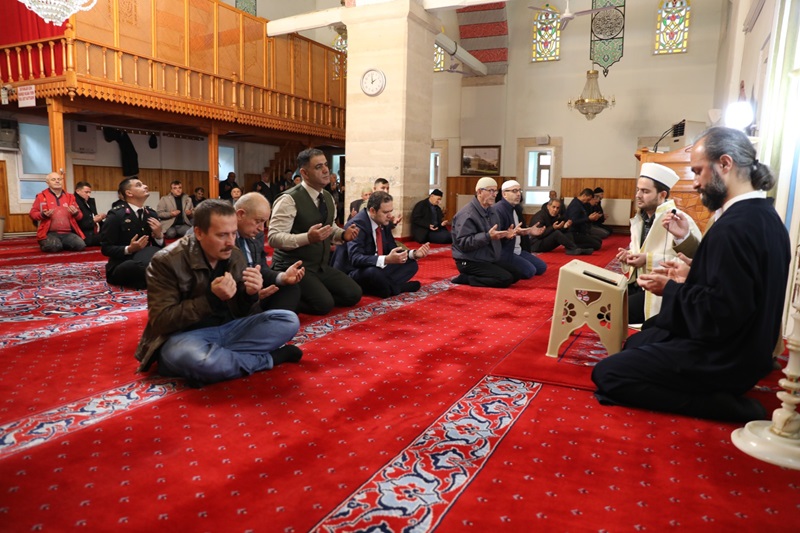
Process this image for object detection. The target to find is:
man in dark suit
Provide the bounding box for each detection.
[333,191,430,298]
[219,172,239,200]
[74,181,106,246]
[270,169,293,199]
[253,171,273,204]
[234,193,304,312]
[565,188,603,250]
[100,177,163,289]
[590,187,613,238]
[348,186,372,221]
[411,189,451,244]
[191,187,206,207]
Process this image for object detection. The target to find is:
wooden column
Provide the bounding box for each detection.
[207,124,219,198]
[46,97,66,174]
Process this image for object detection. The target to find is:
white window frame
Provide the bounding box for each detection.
[523,147,553,206]
[430,149,442,190]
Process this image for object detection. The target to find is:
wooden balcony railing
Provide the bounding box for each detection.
[0,0,346,140]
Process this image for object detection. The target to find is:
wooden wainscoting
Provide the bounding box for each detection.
[638,148,710,232]
[445,176,512,218]
[560,178,637,205]
[73,166,209,199]
[562,177,637,233]
[445,175,637,224]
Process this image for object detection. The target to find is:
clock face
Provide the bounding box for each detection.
[360,68,386,96]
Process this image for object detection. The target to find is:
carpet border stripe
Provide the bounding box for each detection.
[0,280,456,458]
[312,376,541,532]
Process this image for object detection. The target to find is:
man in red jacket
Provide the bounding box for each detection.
[29,171,86,253]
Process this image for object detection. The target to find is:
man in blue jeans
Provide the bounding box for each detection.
[134,199,302,386]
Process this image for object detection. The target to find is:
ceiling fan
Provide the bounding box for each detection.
[529,1,616,31]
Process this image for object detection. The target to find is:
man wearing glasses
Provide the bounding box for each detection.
[494,180,547,279]
[450,177,518,288]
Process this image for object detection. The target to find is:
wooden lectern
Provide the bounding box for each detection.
[636,145,712,232]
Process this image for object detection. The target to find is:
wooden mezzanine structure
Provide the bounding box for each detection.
[0,0,346,233]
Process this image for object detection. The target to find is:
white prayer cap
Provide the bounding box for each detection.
[501,180,522,191]
[475,177,498,191]
[640,163,680,190]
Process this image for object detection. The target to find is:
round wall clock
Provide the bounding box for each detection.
[360,68,386,97]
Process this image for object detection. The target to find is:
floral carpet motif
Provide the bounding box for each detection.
[0,378,181,458]
[0,280,457,458]
[314,376,541,532]
[0,261,145,349]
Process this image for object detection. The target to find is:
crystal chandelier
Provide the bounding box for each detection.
[568,70,615,121]
[17,0,97,26]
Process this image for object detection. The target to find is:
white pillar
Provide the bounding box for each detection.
[342,0,440,236]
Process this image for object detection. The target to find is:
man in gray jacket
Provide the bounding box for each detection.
[450,177,517,288]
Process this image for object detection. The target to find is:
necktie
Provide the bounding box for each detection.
[137,208,144,223]
[238,236,254,266]
[375,226,383,255]
[318,194,329,223]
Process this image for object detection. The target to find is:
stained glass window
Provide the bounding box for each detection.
[434,43,446,72]
[654,0,690,55]
[235,0,256,16]
[332,34,347,80]
[532,4,560,62]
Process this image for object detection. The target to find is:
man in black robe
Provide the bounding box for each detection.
[592,127,791,422]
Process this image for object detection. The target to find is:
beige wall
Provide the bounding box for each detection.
[498,0,725,179]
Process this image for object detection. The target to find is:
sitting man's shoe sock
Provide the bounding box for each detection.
[184,377,205,389]
[581,248,595,255]
[565,247,582,255]
[400,281,421,293]
[272,344,303,366]
[451,275,468,284]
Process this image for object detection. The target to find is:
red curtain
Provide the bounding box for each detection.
[0,1,67,81]
[0,1,66,45]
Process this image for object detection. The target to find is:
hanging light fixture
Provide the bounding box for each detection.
[568,69,615,121]
[17,0,97,27]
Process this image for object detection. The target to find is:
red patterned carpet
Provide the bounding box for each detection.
[1,234,798,531]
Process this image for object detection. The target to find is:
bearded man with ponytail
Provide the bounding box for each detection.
[592,127,791,422]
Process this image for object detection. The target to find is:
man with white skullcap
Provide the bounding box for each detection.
[450,177,518,287]
[593,127,790,422]
[493,180,547,279]
[616,162,701,324]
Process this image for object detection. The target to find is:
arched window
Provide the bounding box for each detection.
[654,0,691,55]
[332,34,347,80]
[532,5,560,62]
[434,43,446,72]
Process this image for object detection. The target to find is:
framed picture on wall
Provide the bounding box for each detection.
[461,145,501,176]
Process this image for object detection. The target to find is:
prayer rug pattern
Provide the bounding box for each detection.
[301,376,540,532]
[0,261,145,349]
[0,281,458,458]
[0,378,180,458]
[434,384,800,532]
